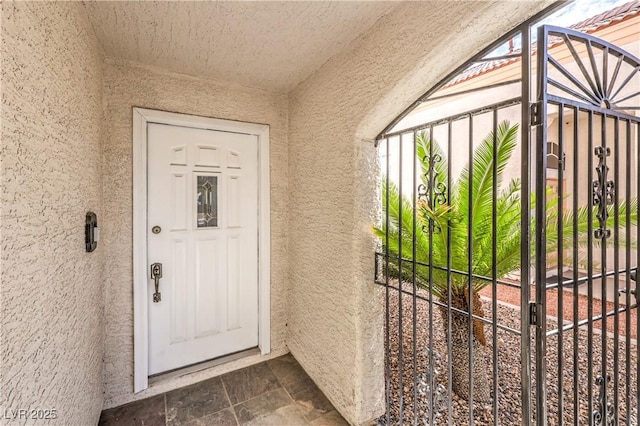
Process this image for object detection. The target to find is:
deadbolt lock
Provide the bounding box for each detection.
[152,226,161,234]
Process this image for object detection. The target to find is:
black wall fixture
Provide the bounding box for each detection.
[85,212,98,252]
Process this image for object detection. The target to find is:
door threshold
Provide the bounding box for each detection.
[148,347,260,385]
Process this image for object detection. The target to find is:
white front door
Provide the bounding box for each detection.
[146,123,259,375]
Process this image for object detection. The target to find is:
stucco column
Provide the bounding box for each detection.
[286,2,553,424]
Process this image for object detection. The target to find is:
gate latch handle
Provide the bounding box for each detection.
[151,263,162,303]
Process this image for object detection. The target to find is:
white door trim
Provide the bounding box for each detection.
[132,108,270,393]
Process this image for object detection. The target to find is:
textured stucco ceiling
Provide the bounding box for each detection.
[83,1,398,93]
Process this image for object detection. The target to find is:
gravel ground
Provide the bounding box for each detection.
[479,283,638,338]
[378,283,638,425]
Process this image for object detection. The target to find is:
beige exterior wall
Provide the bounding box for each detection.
[101,58,290,408]
[1,1,557,424]
[286,2,552,424]
[1,2,105,424]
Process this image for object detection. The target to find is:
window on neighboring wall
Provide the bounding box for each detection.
[547,141,560,170]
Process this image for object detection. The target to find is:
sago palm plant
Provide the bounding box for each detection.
[373,120,637,402]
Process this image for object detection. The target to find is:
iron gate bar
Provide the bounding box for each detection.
[491,106,499,425]
[374,279,524,335]
[424,79,523,103]
[625,118,632,426]
[427,125,435,426]
[599,112,609,426]
[412,129,418,426]
[609,63,638,102]
[572,104,580,425]
[546,96,640,121]
[587,109,594,426]
[608,52,624,96]
[586,41,603,98]
[535,23,549,425]
[412,128,418,426]
[627,122,640,422]
[614,107,640,111]
[562,34,600,99]
[520,23,533,425]
[547,305,639,337]
[603,46,610,100]
[636,121,639,426]
[607,52,624,98]
[473,53,523,63]
[613,115,620,423]
[544,267,636,290]
[617,90,640,105]
[446,119,453,425]
[557,103,565,425]
[380,98,522,140]
[384,125,391,426]
[398,132,404,424]
[548,76,600,107]
[467,112,475,425]
[374,252,524,289]
[548,77,600,106]
[548,55,600,105]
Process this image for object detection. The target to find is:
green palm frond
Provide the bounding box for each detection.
[374,121,638,299]
[416,130,448,192]
[455,122,519,239]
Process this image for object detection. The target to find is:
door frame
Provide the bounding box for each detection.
[132,108,271,392]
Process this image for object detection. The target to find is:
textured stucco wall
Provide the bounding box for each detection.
[287,2,553,424]
[1,2,104,424]
[83,2,396,93]
[0,1,558,422]
[101,58,289,408]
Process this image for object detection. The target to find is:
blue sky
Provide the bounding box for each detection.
[489,0,633,55]
[541,0,633,27]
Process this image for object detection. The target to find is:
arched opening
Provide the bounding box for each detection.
[373,1,640,424]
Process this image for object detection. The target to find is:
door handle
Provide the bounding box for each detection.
[151,263,162,303]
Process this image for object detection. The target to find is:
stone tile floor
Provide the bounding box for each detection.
[99,354,348,425]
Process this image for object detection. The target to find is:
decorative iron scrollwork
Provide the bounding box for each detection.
[418,152,447,235]
[417,349,447,425]
[593,373,616,425]
[417,153,447,207]
[592,146,614,239]
[417,181,447,208]
[420,219,442,235]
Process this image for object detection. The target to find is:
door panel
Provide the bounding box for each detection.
[194,237,221,337]
[147,123,259,375]
[227,234,241,331]
[170,173,187,230]
[170,238,188,344]
[228,176,241,227]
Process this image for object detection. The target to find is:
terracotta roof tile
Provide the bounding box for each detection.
[441,1,640,89]
[570,0,640,33]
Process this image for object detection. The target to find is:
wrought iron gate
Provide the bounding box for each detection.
[534,25,640,425]
[374,12,640,426]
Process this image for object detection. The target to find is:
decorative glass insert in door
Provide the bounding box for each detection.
[197,175,218,228]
